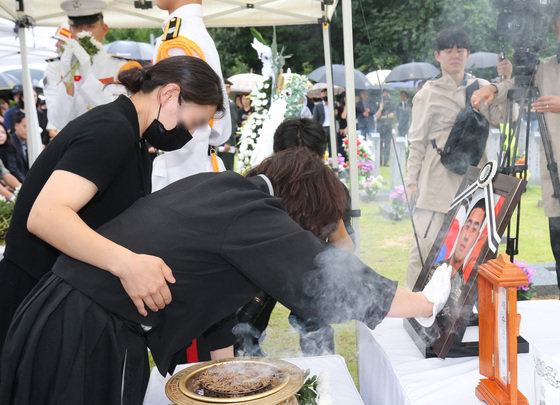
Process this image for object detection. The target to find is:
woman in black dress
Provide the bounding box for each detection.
[0,56,224,352]
[0,148,449,405]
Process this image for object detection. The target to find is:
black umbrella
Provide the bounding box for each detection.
[385,62,439,83]
[307,64,371,90]
[466,52,498,69]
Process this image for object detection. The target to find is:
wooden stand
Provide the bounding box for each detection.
[475,254,528,405]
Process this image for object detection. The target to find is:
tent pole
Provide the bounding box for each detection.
[342,0,360,248]
[321,17,338,172]
[15,12,41,165]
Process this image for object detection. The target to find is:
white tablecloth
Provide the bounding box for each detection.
[143,354,364,404]
[357,300,560,405]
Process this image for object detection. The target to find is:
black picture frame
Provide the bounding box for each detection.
[405,165,526,359]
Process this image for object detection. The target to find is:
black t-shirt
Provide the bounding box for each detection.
[4,96,152,280]
[336,105,347,130]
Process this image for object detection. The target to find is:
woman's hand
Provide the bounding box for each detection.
[532,96,560,114]
[27,170,176,317]
[115,252,176,316]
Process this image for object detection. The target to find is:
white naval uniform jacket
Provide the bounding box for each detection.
[406,74,513,214]
[535,55,560,217]
[151,3,232,192]
[44,49,132,131]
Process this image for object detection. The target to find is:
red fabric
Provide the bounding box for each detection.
[186,339,199,363]
[443,218,460,260]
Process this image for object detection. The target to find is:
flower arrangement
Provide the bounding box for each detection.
[281,73,311,120]
[61,32,103,90]
[336,138,383,199]
[390,185,408,221]
[0,193,17,244]
[295,370,332,405]
[513,258,537,300]
[236,72,311,173]
[236,78,272,172]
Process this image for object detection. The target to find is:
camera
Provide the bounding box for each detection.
[491,0,554,87]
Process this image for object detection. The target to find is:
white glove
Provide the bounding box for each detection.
[63,39,93,78]
[415,263,452,327]
[59,42,74,76]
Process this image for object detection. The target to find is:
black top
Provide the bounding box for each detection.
[377,100,396,132]
[52,171,397,375]
[356,99,378,127]
[4,96,152,280]
[336,105,347,131]
[237,106,254,128]
[0,134,28,182]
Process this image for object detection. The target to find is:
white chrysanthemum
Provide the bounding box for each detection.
[317,372,333,405]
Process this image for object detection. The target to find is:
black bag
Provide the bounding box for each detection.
[431,80,490,175]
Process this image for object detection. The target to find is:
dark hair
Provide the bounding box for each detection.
[470,198,486,216]
[12,110,25,125]
[0,122,7,136]
[247,148,347,239]
[0,122,10,147]
[273,118,328,157]
[436,27,470,52]
[118,56,225,116]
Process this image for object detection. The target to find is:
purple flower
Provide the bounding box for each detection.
[514,259,536,290]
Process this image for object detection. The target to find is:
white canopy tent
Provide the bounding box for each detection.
[0,0,335,28]
[0,0,361,245]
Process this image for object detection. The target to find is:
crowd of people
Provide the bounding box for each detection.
[1,0,560,403]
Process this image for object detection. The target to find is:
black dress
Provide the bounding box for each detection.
[0,95,151,352]
[0,172,397,404]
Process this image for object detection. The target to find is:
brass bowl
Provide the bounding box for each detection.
[165,357,304,405]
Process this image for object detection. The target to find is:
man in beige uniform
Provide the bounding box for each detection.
[532,6,560,291]
[405,27,513,289]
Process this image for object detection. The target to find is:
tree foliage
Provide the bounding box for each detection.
[104,0,558,77]
[208,0,505,77]
[104,27,161,45]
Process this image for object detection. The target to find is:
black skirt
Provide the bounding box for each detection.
[0,274,150,405]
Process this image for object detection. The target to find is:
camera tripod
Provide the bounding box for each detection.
[497,81,560,262]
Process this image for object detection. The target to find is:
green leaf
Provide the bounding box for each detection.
[250,27,267,45]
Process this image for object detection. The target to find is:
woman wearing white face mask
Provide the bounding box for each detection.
[0,56,224,354]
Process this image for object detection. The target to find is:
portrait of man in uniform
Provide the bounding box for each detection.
[405,166,525,360]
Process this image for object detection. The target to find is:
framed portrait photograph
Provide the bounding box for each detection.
[404,164,526,359]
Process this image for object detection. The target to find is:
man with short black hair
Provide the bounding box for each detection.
[397,90,411,137]
[356,90,377,140]
[404,27,513,289]
[312,88,333,157]
[4,111,29,182]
